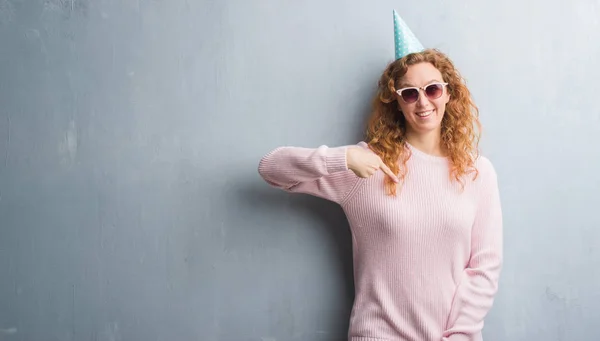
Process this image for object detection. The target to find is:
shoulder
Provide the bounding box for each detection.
[475,154,496,174]
[345,141,375,154]
[356,141,382,155]
[473,154,499,187]
[356,141,370,149]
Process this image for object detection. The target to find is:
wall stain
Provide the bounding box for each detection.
[0,0,15,25]
[59,119,78,168]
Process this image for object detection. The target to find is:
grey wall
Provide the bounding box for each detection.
[1,1,599,340]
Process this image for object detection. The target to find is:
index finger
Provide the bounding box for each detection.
[379,162,399,183]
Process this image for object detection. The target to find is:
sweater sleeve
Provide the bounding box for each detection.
[442,158,503,341]
[257,143,363,204]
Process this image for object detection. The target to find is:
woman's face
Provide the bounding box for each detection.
[395,62,450,137]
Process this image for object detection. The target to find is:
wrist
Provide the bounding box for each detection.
[346,146,357,171]
[325,146,350,174]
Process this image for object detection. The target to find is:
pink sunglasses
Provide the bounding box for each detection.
[395,82,448,104]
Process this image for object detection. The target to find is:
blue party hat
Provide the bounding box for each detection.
[393,10,424,59]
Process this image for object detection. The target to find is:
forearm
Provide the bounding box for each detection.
[258,145,348,189]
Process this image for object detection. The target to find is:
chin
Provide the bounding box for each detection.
[410,122,442,134]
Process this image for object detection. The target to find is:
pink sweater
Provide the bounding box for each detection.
[258,141,503,341]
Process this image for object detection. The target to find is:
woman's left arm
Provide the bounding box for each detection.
[442,158,504,341]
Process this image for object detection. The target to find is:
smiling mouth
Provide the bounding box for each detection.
[416,109,434,118]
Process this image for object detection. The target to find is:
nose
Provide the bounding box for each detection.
[415,88,430,107]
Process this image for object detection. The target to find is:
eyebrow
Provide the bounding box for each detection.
[398,79,442,88]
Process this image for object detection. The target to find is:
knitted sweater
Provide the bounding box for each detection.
[257,141,503,341]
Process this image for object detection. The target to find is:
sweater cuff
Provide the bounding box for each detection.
[325,146,348,174]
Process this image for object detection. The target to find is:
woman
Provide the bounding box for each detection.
[258,11,502,341]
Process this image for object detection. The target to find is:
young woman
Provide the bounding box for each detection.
[258,12,502,341]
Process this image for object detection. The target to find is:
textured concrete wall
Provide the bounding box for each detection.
[1,1,599,340]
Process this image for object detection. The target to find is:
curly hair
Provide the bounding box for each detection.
[365,48,481,196]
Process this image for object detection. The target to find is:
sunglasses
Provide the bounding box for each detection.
[395,82,448,104]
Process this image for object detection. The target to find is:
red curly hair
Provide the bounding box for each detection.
[366,48,481,196]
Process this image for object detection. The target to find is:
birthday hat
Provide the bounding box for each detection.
[393,10,424,59]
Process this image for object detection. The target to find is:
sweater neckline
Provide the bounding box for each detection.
[404,142,449,164]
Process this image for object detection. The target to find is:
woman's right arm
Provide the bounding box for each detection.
[257,143,362,204]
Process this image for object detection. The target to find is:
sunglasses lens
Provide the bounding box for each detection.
[425,84,443,99]
[401,89,419,103]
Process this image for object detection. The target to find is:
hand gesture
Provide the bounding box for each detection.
[346,146,399,183]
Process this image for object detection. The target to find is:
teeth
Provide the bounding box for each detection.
[416,110,433,117]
